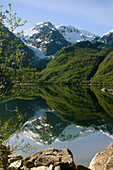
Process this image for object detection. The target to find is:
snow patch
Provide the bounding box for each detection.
[24,29,39,39]
[101,29,113,38]
[56,25,95,44]
[57,124,95,142]
[27,44,45,59]
[100,130,113,139]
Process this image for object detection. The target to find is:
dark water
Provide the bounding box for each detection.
[0,85,113,166]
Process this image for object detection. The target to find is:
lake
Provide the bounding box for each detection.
[0,85,113,166]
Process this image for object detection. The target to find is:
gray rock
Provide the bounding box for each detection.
[8,153,23,164]
[89,143,113,170]
[21,166,29,170]
[24,148,76,169]
[31,167,46,170]
[54,166,61,170]
[31,164,53,170]
[9,160,22,168]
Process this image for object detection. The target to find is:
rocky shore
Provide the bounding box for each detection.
[0,144,113,170]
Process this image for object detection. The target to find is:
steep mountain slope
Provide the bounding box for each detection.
[91,51,113,84]
[0,25,42,68]
[23,22,70,56]
[39,41,112,84]
[22,22,96,56]
[98,29,113,48]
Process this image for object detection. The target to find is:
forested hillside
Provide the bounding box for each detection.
[39,41,113,84]
[91,51,113,84]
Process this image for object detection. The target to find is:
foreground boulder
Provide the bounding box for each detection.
[8,153,23,168]
[24,148,76,169]
[89,143,113,170]
[0,147,90,169]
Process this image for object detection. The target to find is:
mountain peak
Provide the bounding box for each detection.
[23,21,70,56]
[23,21,96,56]
[101,29,113,38]
[35,21,54,28]
[56,25,95,43]
[97,28,113,47]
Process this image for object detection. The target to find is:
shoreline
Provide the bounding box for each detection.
[0,143,113,169]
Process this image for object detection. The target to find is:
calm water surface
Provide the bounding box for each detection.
[0,85,113,166]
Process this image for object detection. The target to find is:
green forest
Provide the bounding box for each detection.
[39,41,113,84]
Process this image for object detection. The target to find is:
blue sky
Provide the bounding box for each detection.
[1,0,113,35]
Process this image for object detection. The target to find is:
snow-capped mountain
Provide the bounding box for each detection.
[56,25,96,44]
[56,124,94,142]
[22,22,70,56]
[11,21,113,68]
[3,96,113,146]
[97,29,113,48]
[97,120,113,139]
[20,111,69,145]
[22,21,96,56]
[20,110,95,145]
[17,21,113,68]
[19,110,113,145]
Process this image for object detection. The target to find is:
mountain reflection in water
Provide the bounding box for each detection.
[0,85,113,165]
